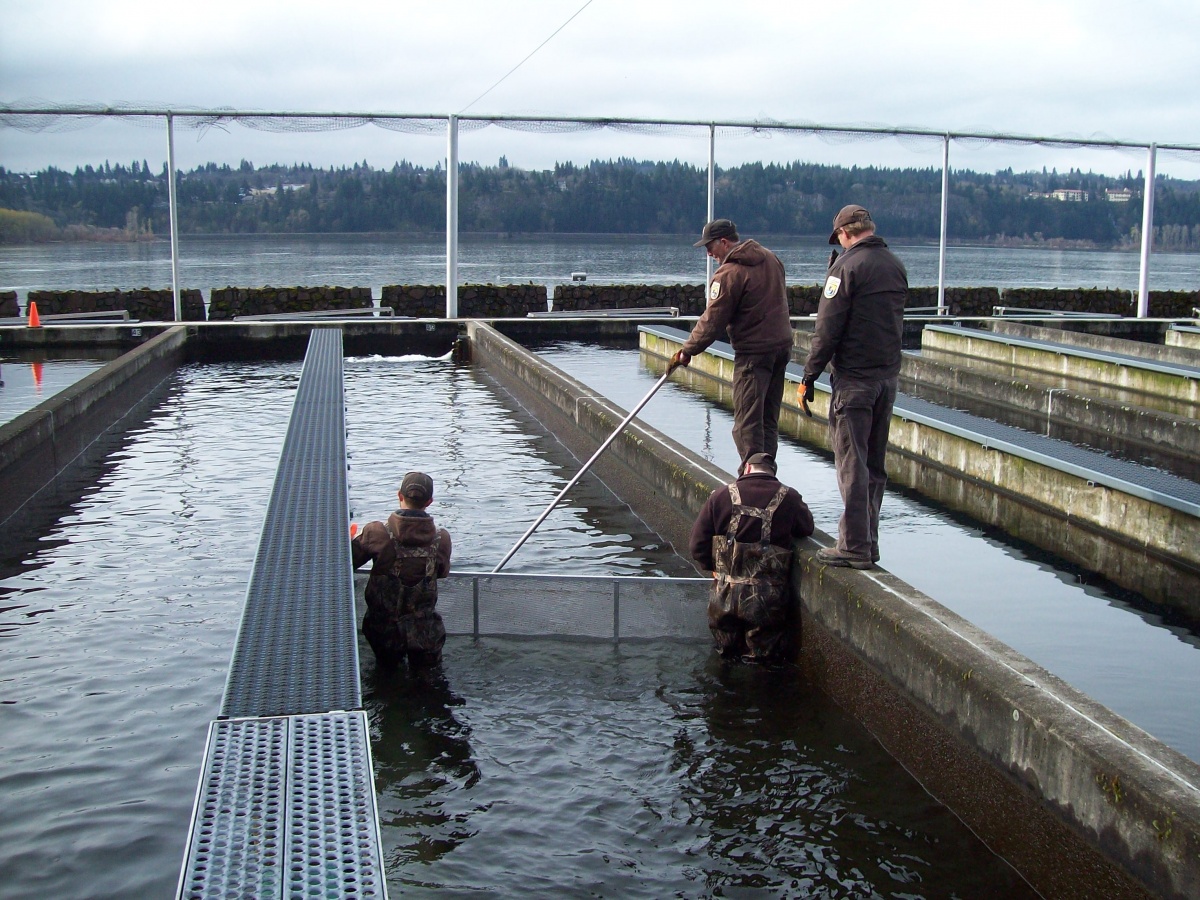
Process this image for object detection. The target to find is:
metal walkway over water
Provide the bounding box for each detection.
[178,327,387,899]
[640,325,1200,519]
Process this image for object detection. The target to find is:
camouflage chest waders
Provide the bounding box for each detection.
[362,525,446,669]
[710,484,793,661]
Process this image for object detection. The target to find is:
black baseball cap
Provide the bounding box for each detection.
[828,204,872,244]
[693,218,739,247]
[401,471,433,503]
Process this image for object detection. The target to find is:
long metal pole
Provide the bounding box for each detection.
[937,134,950,315]
[706,124,716,286]
[492,364,678,573]
[446,115,459,318]
[166,114,182,322]
[1136,143,1156,318]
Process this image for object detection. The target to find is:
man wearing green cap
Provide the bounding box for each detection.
[352,471,453,669]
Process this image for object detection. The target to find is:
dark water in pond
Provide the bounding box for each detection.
[0,352,1036,898]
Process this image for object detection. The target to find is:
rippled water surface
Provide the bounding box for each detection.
[0,350,1043,898]
[367,639,1033,898]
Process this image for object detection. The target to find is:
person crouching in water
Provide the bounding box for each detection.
[690,453,814,663]
[352,471,452,670]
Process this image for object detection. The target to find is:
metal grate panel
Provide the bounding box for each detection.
[222,327,360,718]
[436,572,712,641]
[178,712,385,900]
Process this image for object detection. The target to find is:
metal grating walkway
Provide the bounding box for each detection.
[222,326,360,719]
[179,328,386,899]
[177,712,385,900]
[640,325,1200,518]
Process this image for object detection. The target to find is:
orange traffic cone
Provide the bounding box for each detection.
[349,522,359,539]
[27,301,41,328]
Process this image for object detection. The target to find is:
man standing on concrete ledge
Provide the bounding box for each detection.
[802,205,908,569]
[669,219,793,472]
[690,452,814,662]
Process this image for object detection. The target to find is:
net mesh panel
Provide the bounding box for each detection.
[435,573,712,642]
[4,103,1196,156]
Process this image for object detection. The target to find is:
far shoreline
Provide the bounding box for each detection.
[3,230,1192,254]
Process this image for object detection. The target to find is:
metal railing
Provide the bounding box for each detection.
[5,104,1199,320]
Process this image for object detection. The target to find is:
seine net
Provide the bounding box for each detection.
[422,572,711,642]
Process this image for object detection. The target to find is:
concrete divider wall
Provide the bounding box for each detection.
[1167,326,1200,351]
[0,325,188,527]
[897,345,1200,481]
[26,288,206,322]
[991,319,1200,370]
[1,290,18,318]
[922,326,1200,407]
[474,319,1198,899]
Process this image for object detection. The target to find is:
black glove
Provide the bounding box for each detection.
[669,350,691,369]
[802,375,816,404]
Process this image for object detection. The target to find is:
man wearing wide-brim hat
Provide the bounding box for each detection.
[801,204,909,569]
[670,218,793,472]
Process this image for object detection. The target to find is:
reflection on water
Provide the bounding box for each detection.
[368,638,1036,898]
[534,341,1200,764]
[0,355,114,426]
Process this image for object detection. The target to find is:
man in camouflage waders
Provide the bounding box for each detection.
[352,471,452,670]
[689,453,814,662]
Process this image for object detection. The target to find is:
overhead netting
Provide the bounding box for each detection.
[4,102,1196,158]
[415,572,712,642]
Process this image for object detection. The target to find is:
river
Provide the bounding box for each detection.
[1,233,1198,302]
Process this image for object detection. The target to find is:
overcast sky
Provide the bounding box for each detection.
[3,0,1199,180]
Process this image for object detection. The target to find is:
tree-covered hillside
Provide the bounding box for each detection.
[2,157,1198,249]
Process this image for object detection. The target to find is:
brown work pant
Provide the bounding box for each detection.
[829,373,897,560]
[731,345,792,466]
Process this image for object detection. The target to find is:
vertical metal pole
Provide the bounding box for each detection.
[937,135,950,315]
[446,115,459,318]
[166,114,182,322]
[472,575,480,640]
[613,580,620,645]
[706,124,716,287]
[1137,143,1157,318]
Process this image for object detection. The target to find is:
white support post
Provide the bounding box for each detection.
[937,134,950,315]
[1137,143,1156,318]
[706,124,716,287]
[446,115,459,318]
[166,114,182,322]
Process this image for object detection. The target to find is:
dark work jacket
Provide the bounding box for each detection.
[689,473,815,572]
[682,240,793,357]
[805,235,908,381]
[352,509,452,586]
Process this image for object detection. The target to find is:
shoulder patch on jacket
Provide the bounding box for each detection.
[822,275,842,299]
[709,279,722,302]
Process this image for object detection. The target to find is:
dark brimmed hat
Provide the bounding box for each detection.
[401,471,434,503]
[693,218,739,247]
[828,204,872,244]
[744,452,777,474]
